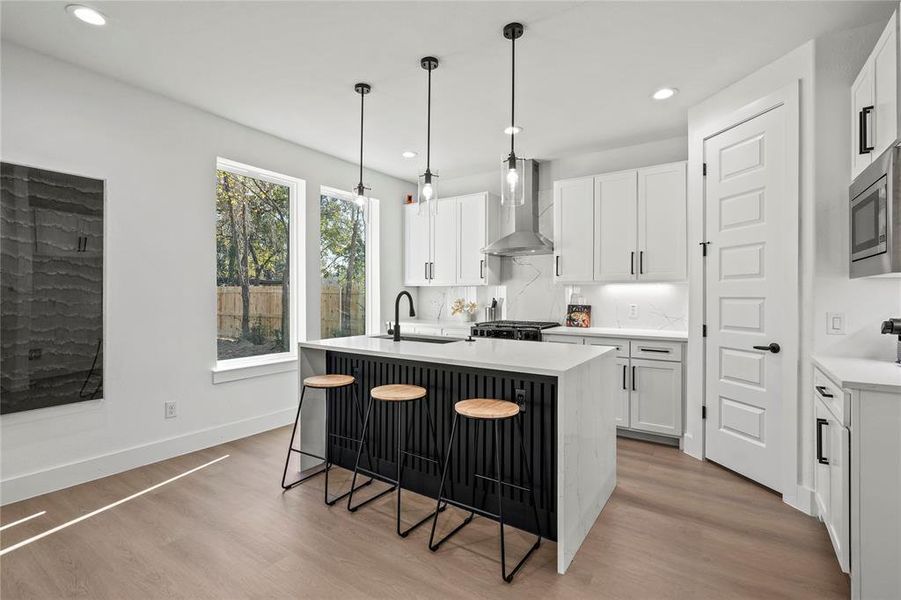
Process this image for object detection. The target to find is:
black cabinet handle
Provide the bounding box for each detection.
[753,343,780,353]
[639,251,644,274]
[816,418,829,465]
[859,105,874,154]
[555,256,561,277]
[480,259,485,279]
[430,262,434,279]
[622,365,627,390]
[639,347,671,354]
[631,366,636,391]
[815,385,833,399]
[630,251,635,275]
[425,262,429,280]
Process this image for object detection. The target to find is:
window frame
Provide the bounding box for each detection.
[213,157,305,380]
[319,185,380,338]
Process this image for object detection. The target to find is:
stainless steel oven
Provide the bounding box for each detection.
[850,145,901,278]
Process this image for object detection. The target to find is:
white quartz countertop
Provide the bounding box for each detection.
[299,335,614,376]
[543,326,688,342]
[812,355,901,394]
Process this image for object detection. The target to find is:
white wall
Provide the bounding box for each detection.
[420,137,689,327]
[0,43,415,503]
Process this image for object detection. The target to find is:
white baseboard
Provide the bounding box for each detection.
[1,408,294,505]
[784,484,815,516]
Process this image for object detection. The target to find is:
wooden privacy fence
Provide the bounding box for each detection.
[217,285,283,339]
[216,282,365,340]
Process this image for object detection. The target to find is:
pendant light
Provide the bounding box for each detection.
[501,22,525,208]
[353,82,371,207]
[417,56,439,211]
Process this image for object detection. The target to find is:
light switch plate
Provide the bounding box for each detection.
[826,313,845,335]
[628,304,639,319]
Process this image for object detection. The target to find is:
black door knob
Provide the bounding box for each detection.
[753,343,781,354]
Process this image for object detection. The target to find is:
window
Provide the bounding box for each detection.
[215,159,301,364]
[319,187,379,339]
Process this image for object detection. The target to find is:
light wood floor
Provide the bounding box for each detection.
[0,428,849,599]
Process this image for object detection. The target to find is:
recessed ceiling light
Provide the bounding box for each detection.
[401,150,418,159]
[504,125,522,135]
[66,4,107,26]
[652,87,678,100]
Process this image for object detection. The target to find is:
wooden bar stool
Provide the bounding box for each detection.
[346,383,447,537]
[281,374,374,505]
[428,398,542,583]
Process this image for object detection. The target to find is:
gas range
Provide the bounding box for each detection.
[470,320,560,342]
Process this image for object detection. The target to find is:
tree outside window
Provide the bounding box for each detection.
[320,191,366,339]
[216,168,290,360]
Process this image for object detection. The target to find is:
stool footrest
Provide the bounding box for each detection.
[473,473,531,493]
[399,449,440,463]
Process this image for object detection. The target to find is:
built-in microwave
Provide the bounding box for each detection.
[850,145,901,278]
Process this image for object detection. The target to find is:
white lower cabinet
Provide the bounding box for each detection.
[814,392,849,574]
[544,334,684,438]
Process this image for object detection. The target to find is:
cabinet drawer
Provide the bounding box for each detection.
[543,334,584,345]
[813,367,849,427]
[630,340,682,362]
[585,337,629,358]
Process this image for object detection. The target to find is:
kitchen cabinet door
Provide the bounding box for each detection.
[872,13,898,161]
[815,396,850,574]
[594,170,638,282]
[852,65,875,181]
[637,162,686,281]
[403,203,431,286]
[430,199,457,286]
[629,358,682,436]
[553,177,595,283]
[457,193,488,285]
[613,357,631,427]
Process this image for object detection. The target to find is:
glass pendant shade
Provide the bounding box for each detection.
[353,182,368,207]
[417,170,438,207]
[501,154,525,208]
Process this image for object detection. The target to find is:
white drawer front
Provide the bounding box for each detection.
[543,334,585,345]
[586,337,629,358]
[813,367,849,427]
[630,340,682,362]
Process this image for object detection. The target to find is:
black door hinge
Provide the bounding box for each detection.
[702,162,707,176]
[702,406,707,419]
[702,324,707,337]
[699,241,710,256]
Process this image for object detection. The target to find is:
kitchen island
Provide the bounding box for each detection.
[291,335,616,574]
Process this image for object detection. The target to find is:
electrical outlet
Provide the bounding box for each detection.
[514,388,526,412]
[164,401,177,419]
[628,304,639,319]
[826,313,845,335]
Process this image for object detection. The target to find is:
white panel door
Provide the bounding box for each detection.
[872,15,898,159]
[553,177,595,282]
[594,170,638,281]
[851,63,875,180]
[638,162,687,281]
[430,199,457,286]
[630,358,682,436]
[704,105,788,492]
[403,203,431,286]
[613,356,631,427]
[456,193,487,285]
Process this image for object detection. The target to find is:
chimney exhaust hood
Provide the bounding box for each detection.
[481,160,554,257]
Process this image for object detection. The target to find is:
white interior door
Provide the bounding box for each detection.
[594,170,637,281]
[704,105,790,492]
[638,162,687,281]
[403,203,431,286]
[456,193,486,285]
[430,199,457,286]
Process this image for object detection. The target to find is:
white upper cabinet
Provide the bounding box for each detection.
[851,10,898,181]
[403,193,499,287]
[555,160,687,284]
[403,203,431,286]
[553,176,595,283]
[430,201,457,286]
[638,162,687,281]
[594,170,638,281]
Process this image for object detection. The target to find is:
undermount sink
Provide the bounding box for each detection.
[372,334,462,345]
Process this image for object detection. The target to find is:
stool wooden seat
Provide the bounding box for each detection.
[371,384,426,402]
[455,399,519,420]
[303,374,355,388]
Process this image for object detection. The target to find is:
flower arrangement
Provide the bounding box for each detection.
[450,298,478,320]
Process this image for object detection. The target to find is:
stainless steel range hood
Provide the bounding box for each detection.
[481,160,554,257]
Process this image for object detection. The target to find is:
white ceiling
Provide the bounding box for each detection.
[1,1,894,182]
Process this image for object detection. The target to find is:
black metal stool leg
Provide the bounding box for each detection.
[517,415,544,542]
[347,394,396,512]
[497,416,541,583]
[396,399,444,537]
[323,383,374,506]
[281,386,329,490]
[429,413,460,551]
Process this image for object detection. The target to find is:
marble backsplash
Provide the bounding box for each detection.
[413,186,688,331]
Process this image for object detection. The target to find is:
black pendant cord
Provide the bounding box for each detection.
[510,32,515,157]
[358,89,364,189]
[426,64,432,173]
